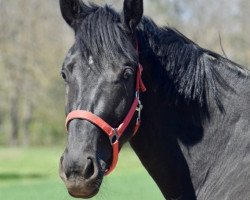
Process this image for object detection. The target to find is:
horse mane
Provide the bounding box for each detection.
[74,3,248,113]
[138,18,249,112]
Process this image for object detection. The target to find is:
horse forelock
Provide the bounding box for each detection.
[74,5,137,69]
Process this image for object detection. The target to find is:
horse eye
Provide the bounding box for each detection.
[61,71,67,80]
[123,68,134,80]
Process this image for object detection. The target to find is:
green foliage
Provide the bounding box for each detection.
[0,0,249,146]
[0,0,70,146]
[0,147,164,200]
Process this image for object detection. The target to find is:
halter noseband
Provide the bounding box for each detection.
[65,46,146,175]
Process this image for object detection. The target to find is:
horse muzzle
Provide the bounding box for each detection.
[59,154,103,199]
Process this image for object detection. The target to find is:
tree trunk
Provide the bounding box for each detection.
[23,98,33,146]
[10,92,19,146]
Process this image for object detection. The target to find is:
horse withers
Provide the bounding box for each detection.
[58,0,250,199]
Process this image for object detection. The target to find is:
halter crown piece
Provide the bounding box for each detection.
[65,43,146,175]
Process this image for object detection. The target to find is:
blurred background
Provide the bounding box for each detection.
[0,0,249,199]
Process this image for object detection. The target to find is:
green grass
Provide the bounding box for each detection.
[0,147,164,200]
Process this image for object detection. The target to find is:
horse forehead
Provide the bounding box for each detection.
[63,44,128,72]
[63,47,81,66]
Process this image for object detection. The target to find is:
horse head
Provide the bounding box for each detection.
[59,0,144,198]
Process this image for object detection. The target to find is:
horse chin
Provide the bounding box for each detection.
[68,187,100,199]
[63,177,102,199]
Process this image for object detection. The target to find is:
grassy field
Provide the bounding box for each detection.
[0,146,163,200]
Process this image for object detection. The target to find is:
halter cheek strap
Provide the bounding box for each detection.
[65,41,146,175]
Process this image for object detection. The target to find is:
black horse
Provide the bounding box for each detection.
[58,0,250,199]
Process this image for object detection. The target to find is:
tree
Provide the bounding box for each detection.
[0,0,249,146]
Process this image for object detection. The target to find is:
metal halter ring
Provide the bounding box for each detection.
[109,128,118,145]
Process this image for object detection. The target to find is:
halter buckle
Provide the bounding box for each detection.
[136,100,143,123]
[135,91,139,99]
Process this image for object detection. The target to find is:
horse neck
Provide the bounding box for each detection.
[132,19,250,199]
[130,22,202,200]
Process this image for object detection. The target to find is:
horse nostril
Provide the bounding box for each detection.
[65,171,71,179]
[65,168,81,179]
[84,158,95,180]
[65,164,81,179]
[60,156,64,164]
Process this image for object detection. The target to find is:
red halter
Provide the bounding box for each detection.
[65,48,146,175]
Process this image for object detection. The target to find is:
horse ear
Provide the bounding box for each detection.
[59,0,85,29]
[122,0,143,33]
